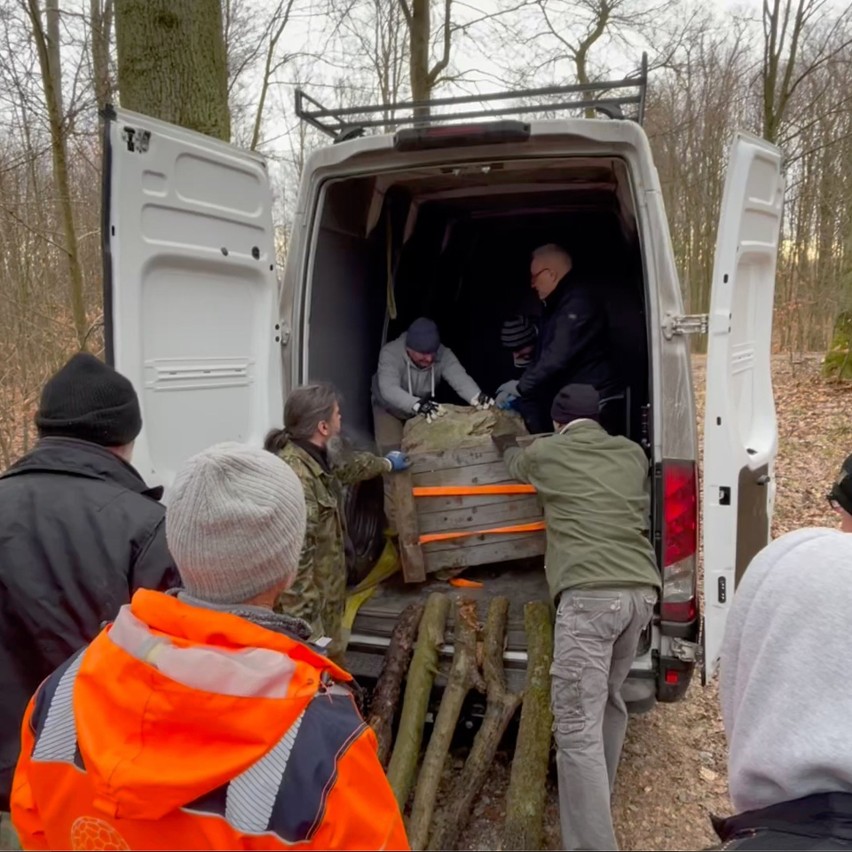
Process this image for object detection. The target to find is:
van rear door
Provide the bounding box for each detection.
[702,132,784,682]
[102,108,282,488]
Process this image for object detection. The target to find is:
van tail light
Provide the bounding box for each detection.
[661,460,698,622]
[394,120,530,151]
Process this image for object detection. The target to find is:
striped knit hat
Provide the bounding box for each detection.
[500,315,537,351]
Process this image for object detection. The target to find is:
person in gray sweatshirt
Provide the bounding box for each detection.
[711,527,852,850]
[371,317,492,451]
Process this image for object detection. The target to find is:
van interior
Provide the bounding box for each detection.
[305,156,650,447]
[303,155,655,671]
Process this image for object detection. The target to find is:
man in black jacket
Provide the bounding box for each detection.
[0,353,177,812]
[496,244,619,434]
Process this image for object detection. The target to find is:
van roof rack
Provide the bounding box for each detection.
[295,53,648,142]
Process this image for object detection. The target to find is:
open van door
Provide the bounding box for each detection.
[102,108,283,489]
[702,132,784,683]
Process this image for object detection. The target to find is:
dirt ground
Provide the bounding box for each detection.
[456,353,852,851]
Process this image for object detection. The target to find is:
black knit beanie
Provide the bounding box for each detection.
[35,353,142,447]
[551,384,600,426]
[830,454,852,516]
[406,318,441,354]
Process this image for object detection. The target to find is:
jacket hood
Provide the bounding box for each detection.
[2,437,161,499]
[73,589,348,820]
[721,528,852,812]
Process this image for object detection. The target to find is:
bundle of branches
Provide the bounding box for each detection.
[370,592,554,851]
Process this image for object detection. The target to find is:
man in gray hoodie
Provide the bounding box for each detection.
[713,527,852,850]
[371,317,492,452]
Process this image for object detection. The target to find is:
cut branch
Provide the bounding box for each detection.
[386,592,450,810]
[503,601,554,851]
[367,600,425,767]
[428,597,522,851]
[407,598,483,850]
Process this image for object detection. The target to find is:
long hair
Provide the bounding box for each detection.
[264,382,340,454]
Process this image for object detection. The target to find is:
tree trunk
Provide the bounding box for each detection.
[90,0,114,110]
[367,600,425,767]
[26,0,89,349]
[386,592,451,810]
[503,601,554,851]
[407,599,484,850]
[115,0,231,141]
[428,597,522,851]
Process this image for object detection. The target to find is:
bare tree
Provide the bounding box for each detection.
[23,0,89,348]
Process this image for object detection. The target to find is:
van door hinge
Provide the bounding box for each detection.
[662,312,708,339]
[276,322,290,346]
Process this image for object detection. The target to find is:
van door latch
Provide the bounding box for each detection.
[671,637,702,664]
[662,312,708,339]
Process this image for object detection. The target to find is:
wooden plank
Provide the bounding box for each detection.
[416,492,538,515]
[412,462,517,488]
[388,468,426,583]
[408,445,502,473]
[424,536,546,572]
[416,497,543,534]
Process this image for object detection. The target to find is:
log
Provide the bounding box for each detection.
[386,593,451,810]
[428,597,522,851]
[503,601,555,851]
[407,599,484,850]
[367,601,426,767]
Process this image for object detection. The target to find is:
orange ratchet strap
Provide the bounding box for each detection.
[412,484,536,497]
[419,521,545,545]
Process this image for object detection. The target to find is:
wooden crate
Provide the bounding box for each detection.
[390,439,545,583]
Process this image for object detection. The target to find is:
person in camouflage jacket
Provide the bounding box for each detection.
[265,383,409,663]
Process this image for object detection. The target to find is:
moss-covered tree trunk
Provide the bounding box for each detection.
[114,0,230,141]
[823,310,852,380]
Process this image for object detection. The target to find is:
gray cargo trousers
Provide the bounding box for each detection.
[552,585,657,851]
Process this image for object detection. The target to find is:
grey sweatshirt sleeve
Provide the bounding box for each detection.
[377,342,420,414]
[438,347,481,403]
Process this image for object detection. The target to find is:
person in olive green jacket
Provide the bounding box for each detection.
[265,383,409,665]
[493,383,660,852]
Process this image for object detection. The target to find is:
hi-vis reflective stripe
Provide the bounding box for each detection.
[32,653,84,764]
[412,484,536,497]
[419,521,545,545]
[225,710,305,832]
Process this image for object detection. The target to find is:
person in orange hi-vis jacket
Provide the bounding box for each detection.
[10,442,409,852]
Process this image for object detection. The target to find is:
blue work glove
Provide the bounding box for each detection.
[384,450,411,472]
[495,379,520,410]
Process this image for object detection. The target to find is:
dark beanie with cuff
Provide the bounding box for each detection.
[406,318,441,354]
[830,454,852,516]
[551,384,600,426]
[35,352,142,447]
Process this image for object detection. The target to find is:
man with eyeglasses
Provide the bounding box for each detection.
[828,454,852,532]
[496,244,619,434]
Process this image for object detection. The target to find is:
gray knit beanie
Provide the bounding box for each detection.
[166,442,307,604]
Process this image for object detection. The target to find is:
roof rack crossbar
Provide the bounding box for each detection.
[295,54,649,140]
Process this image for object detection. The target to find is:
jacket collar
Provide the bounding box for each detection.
[292,437,331,473]
[1,437,162,500]
[542,271,572,313]
[713,792,852,843]
[285,439,330,479]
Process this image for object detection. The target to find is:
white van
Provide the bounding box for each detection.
[101,74,783,707]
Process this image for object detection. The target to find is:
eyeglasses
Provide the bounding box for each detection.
[531,267,551,284]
